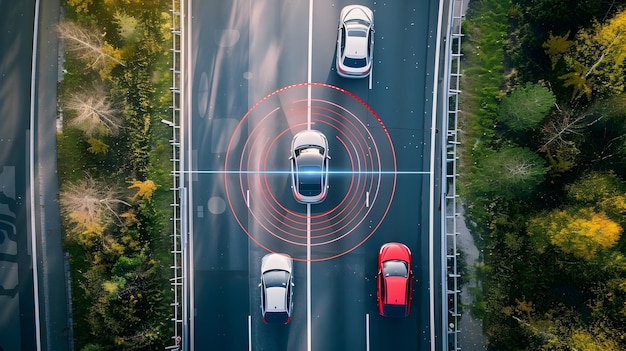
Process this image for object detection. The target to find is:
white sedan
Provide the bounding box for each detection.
[336,5,374,78]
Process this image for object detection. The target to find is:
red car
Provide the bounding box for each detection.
[377,242,413,317]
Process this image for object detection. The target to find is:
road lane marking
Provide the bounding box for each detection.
[184,0,193,349]
[307,0,313,130]
[248,315,252,351]
[246,189,250,208]
[307,2,313,350]
[30,1,43,349]
[366,191,370,207]
[365,313,370,351]
[429,0,447,349]
[306,204,312,351]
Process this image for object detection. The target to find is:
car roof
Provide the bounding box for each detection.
[344,34,368,59]
[265,287,287,312]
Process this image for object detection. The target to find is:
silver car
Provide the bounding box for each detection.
[289,130,330,204]
[336,5,374,78]
[259,253,294,324]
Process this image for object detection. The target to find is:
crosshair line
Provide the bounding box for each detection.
[176,170,429,175]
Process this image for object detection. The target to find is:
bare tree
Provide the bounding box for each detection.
[539,107,585,160]
[56,20,125,75]
[64,86,123,137]
[59,177,131,242]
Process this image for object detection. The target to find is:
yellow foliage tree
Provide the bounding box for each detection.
[128,179,157,201]
[568,329,620,351]
[87,138,109,154]
[566,172,626,222]
[554,9,626,99]
[529,208,621,260]
[543,31,573,69]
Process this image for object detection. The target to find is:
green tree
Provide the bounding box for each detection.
[500,83,556,131]
[477,146,548,199]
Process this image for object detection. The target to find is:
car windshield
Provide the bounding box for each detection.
[348,30,367,37]
[383,260,408,277]
[298,166,322,195]
[343,57,367,68]
[383,304,408,318]
[345,19,370,27]
[264,311,289,324]
[263,270,289,287]
[299,147,323,155]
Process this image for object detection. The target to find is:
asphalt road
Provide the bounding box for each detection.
[185,0,445,350]
[0,1,38,349]
[0,1,69,350]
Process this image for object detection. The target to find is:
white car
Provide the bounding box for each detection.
[289,130,330,204]
[259,253,294,324]
[336,5,374,78]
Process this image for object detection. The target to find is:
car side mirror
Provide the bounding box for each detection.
[258,283,262,287]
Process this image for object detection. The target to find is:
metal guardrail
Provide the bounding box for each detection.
[166,0,183,349]
[445,0,465,350]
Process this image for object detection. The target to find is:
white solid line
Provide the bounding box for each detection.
[369,68,373,90]
[307,1,314,348]
[365,314,370,351]
[306,204,312,351]
[184,0,194,350]
[30,0,42,349]
[307,0,313,129]
[366,191,370,208]
[248,315,252,351]
[246,190,250,208]
[429,0,447,350]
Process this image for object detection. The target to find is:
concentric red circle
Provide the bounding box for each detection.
[224,83,396,261]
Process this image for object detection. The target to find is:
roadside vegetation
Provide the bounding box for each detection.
[460,0,626,349]
[56,0,174,349]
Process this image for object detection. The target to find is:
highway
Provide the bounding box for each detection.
[0,0,69,350]
[183,0,447,350]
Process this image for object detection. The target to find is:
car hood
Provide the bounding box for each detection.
[380,243,411,262]
[341,6,373,25]
[261,254,293,274]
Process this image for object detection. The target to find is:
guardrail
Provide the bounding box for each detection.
[165,0,183,349]
[444,0,465,350]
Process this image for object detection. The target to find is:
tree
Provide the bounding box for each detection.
[477,146,548,199]
[499,83,556,131]
[59,177,130,246]
[539,106,586,164]
[64,86,123,137]
[547,9,626,100]
[543,31,573,69]
[87,138,110,154]
[528,208,621,260]
[128,179,157,201]
[566,172,626,226]
[56,20,124,79]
